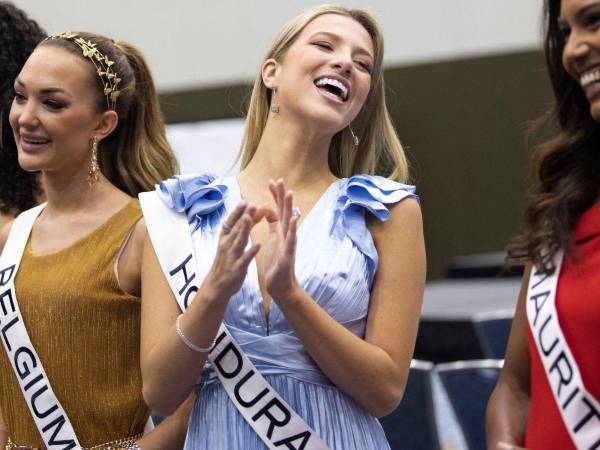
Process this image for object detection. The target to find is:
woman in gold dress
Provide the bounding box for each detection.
[0,31,191,449]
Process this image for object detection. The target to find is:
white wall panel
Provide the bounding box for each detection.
[166,118,245,175]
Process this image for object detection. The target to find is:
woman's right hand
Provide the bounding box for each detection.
[203,202,263,300]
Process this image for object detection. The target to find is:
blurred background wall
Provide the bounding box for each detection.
[17,0,552,278]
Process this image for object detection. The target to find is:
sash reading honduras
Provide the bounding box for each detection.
[0,204,81,449]
[526,251,600,450]
[140,192,329,450]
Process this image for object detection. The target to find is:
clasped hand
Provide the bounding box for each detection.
[204,179,300,303]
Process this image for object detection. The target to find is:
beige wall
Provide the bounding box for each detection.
[15,2,552,278]
[158,49,553,279]
[18,0,542,91]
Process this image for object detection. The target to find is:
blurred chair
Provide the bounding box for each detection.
[472,311,513,359]
[434,360,502,450]
[446,252,523,279]
[417,278,519,363]
[380,360,441,450]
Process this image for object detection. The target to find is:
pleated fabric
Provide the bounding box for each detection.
[158,174,417,450]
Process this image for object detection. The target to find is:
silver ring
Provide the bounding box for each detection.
[222,222,233,234]
[292,206,301,219]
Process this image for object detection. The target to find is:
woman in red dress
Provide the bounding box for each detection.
[486,0,600,449]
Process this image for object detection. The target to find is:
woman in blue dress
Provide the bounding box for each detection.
[140,5,426,449]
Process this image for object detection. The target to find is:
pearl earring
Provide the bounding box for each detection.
[349,125,359,147]
[270,88,279,114]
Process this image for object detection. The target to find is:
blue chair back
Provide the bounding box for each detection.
[434,360,502,450]
[380,360,440,450]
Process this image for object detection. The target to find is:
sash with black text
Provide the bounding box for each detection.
[140,192,329,450]
[0,204,81,450]
[526,251,600,450]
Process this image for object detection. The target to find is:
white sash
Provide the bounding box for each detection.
[140,192,330,450]
[526,250,600,450]
[0,204,81,450]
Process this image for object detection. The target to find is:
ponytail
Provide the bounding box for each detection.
[102,41,179,195]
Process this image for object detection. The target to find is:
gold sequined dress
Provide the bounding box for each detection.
[0,200,149,449]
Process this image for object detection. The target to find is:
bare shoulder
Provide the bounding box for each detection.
[369,197,423,242]
[0,220,15,255]
[115,217,147,296]
[120,217,147,267]
[129,217,147,253]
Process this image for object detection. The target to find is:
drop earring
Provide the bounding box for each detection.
[349,124,359,147]
[270,88,280,114]
[87,136,100,187]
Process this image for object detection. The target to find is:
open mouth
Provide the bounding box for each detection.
[580,69,600,89]
[22,136,50,145]
[20,134,51,151]
[314,77,349,102]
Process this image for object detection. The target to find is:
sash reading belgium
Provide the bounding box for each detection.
[0,204,81,449]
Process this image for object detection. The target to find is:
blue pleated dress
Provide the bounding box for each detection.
[157,173,417,450]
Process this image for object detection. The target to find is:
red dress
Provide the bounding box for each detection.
[525,201,600,449]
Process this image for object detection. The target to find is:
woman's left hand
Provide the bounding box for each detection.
[263,179,300,302]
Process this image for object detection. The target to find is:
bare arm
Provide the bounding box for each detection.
[264,181,426,417]
[116,220,195,445]
[0,220,13,254]
[135,393,195,450]
[140,203,262,415]
[486,264,532,449]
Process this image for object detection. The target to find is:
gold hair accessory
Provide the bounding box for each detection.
[44,32,121,110]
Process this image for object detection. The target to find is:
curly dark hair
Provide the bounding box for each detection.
[0,1,46,215]
[507,0,600,273]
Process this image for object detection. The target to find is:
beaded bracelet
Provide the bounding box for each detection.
[176,314,213,353]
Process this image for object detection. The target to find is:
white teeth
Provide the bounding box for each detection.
[316,77,348,100]
[580,70,600,88]
[23,137,48,144]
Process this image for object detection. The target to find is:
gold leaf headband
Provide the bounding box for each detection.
[44,32,121,110]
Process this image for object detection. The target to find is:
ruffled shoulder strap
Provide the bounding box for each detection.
[157,173,228,233]
[333,174,418,281]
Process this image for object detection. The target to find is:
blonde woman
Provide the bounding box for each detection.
[0,32,190,449]
[141,5,425,449]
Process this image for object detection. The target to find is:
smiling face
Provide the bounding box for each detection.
[560,0,600,120]
[267,13,374,133]
[9,45,107,175]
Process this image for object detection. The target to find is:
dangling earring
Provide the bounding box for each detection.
[270,88,280,114]
[87,136,100,187]
[349,124,359,147]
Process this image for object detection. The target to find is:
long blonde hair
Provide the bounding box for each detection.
[240,5,409,182]
[41,33,179,195]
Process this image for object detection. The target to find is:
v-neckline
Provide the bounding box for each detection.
[227,176,342,333]
[231,176,341,235]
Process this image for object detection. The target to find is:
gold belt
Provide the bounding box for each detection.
[6,433,142,450]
